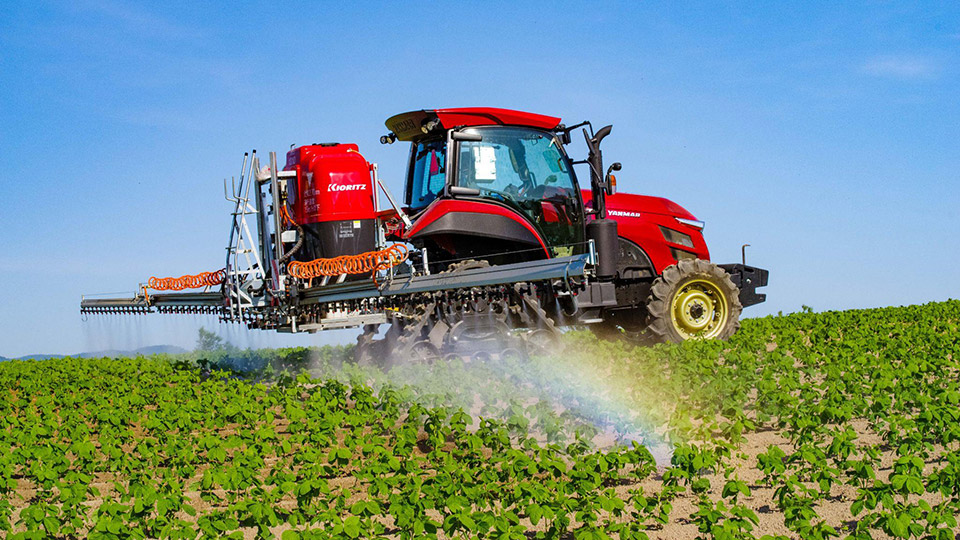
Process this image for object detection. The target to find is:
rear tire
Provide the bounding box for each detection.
[645,259,741,343]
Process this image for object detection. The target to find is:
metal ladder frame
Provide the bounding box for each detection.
[223,151,268,321]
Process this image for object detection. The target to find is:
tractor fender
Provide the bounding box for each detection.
[404,199,549,256]
[616,237,656,280]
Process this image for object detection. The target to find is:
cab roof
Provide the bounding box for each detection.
[385,107,562,142]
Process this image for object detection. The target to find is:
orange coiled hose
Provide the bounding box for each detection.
[148,269,226,291]
[287,244,409,282]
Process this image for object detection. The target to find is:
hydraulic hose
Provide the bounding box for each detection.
[148,269,225,291]
[278,225,304,264]
[287,244,409,283]
[277,201,303,264]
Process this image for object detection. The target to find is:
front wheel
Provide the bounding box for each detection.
[646,259,742,343]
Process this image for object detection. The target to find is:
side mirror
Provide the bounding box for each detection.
[606,163,621,196]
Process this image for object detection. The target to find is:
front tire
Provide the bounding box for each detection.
[646,259,742,343]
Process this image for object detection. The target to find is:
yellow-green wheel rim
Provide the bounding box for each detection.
[670,278,728,340]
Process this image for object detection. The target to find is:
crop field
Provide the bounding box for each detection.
[2,300,960,539]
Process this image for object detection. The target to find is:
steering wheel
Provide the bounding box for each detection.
[524,184,547,200]
[503,184,520,197]
[520,171,537,197]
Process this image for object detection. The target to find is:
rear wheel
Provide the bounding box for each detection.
[646,259,741,343]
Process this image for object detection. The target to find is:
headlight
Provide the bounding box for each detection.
[659,226,694,248]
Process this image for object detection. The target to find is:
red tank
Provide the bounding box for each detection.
[285,143,375,224]
[284,144,378,263]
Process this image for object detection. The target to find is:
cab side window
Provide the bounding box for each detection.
[408,140,446,209]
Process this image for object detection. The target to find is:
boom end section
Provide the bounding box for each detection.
[80,296,152,315]
[80,291,225,316]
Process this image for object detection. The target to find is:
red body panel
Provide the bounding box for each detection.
[582,190,710,274]
[284,144,376,224]
[433,108,561,131]
[404,199,549,256]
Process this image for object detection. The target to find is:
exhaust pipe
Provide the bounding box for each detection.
[584,125,618,280]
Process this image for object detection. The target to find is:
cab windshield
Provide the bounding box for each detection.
[456,127,584,253]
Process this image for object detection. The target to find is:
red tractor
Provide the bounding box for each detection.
[379,107,767,344]
[81,106,767,360]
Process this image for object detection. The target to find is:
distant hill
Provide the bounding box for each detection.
[13,354,61,361]
[11,345,190,361]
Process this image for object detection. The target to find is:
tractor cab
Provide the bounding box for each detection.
[384,108,589,266]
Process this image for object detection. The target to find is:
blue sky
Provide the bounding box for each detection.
[1,2,958,357]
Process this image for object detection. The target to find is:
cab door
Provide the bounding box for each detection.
[454,126,585,256]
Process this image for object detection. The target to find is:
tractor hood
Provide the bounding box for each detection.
[581,191,699,221]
